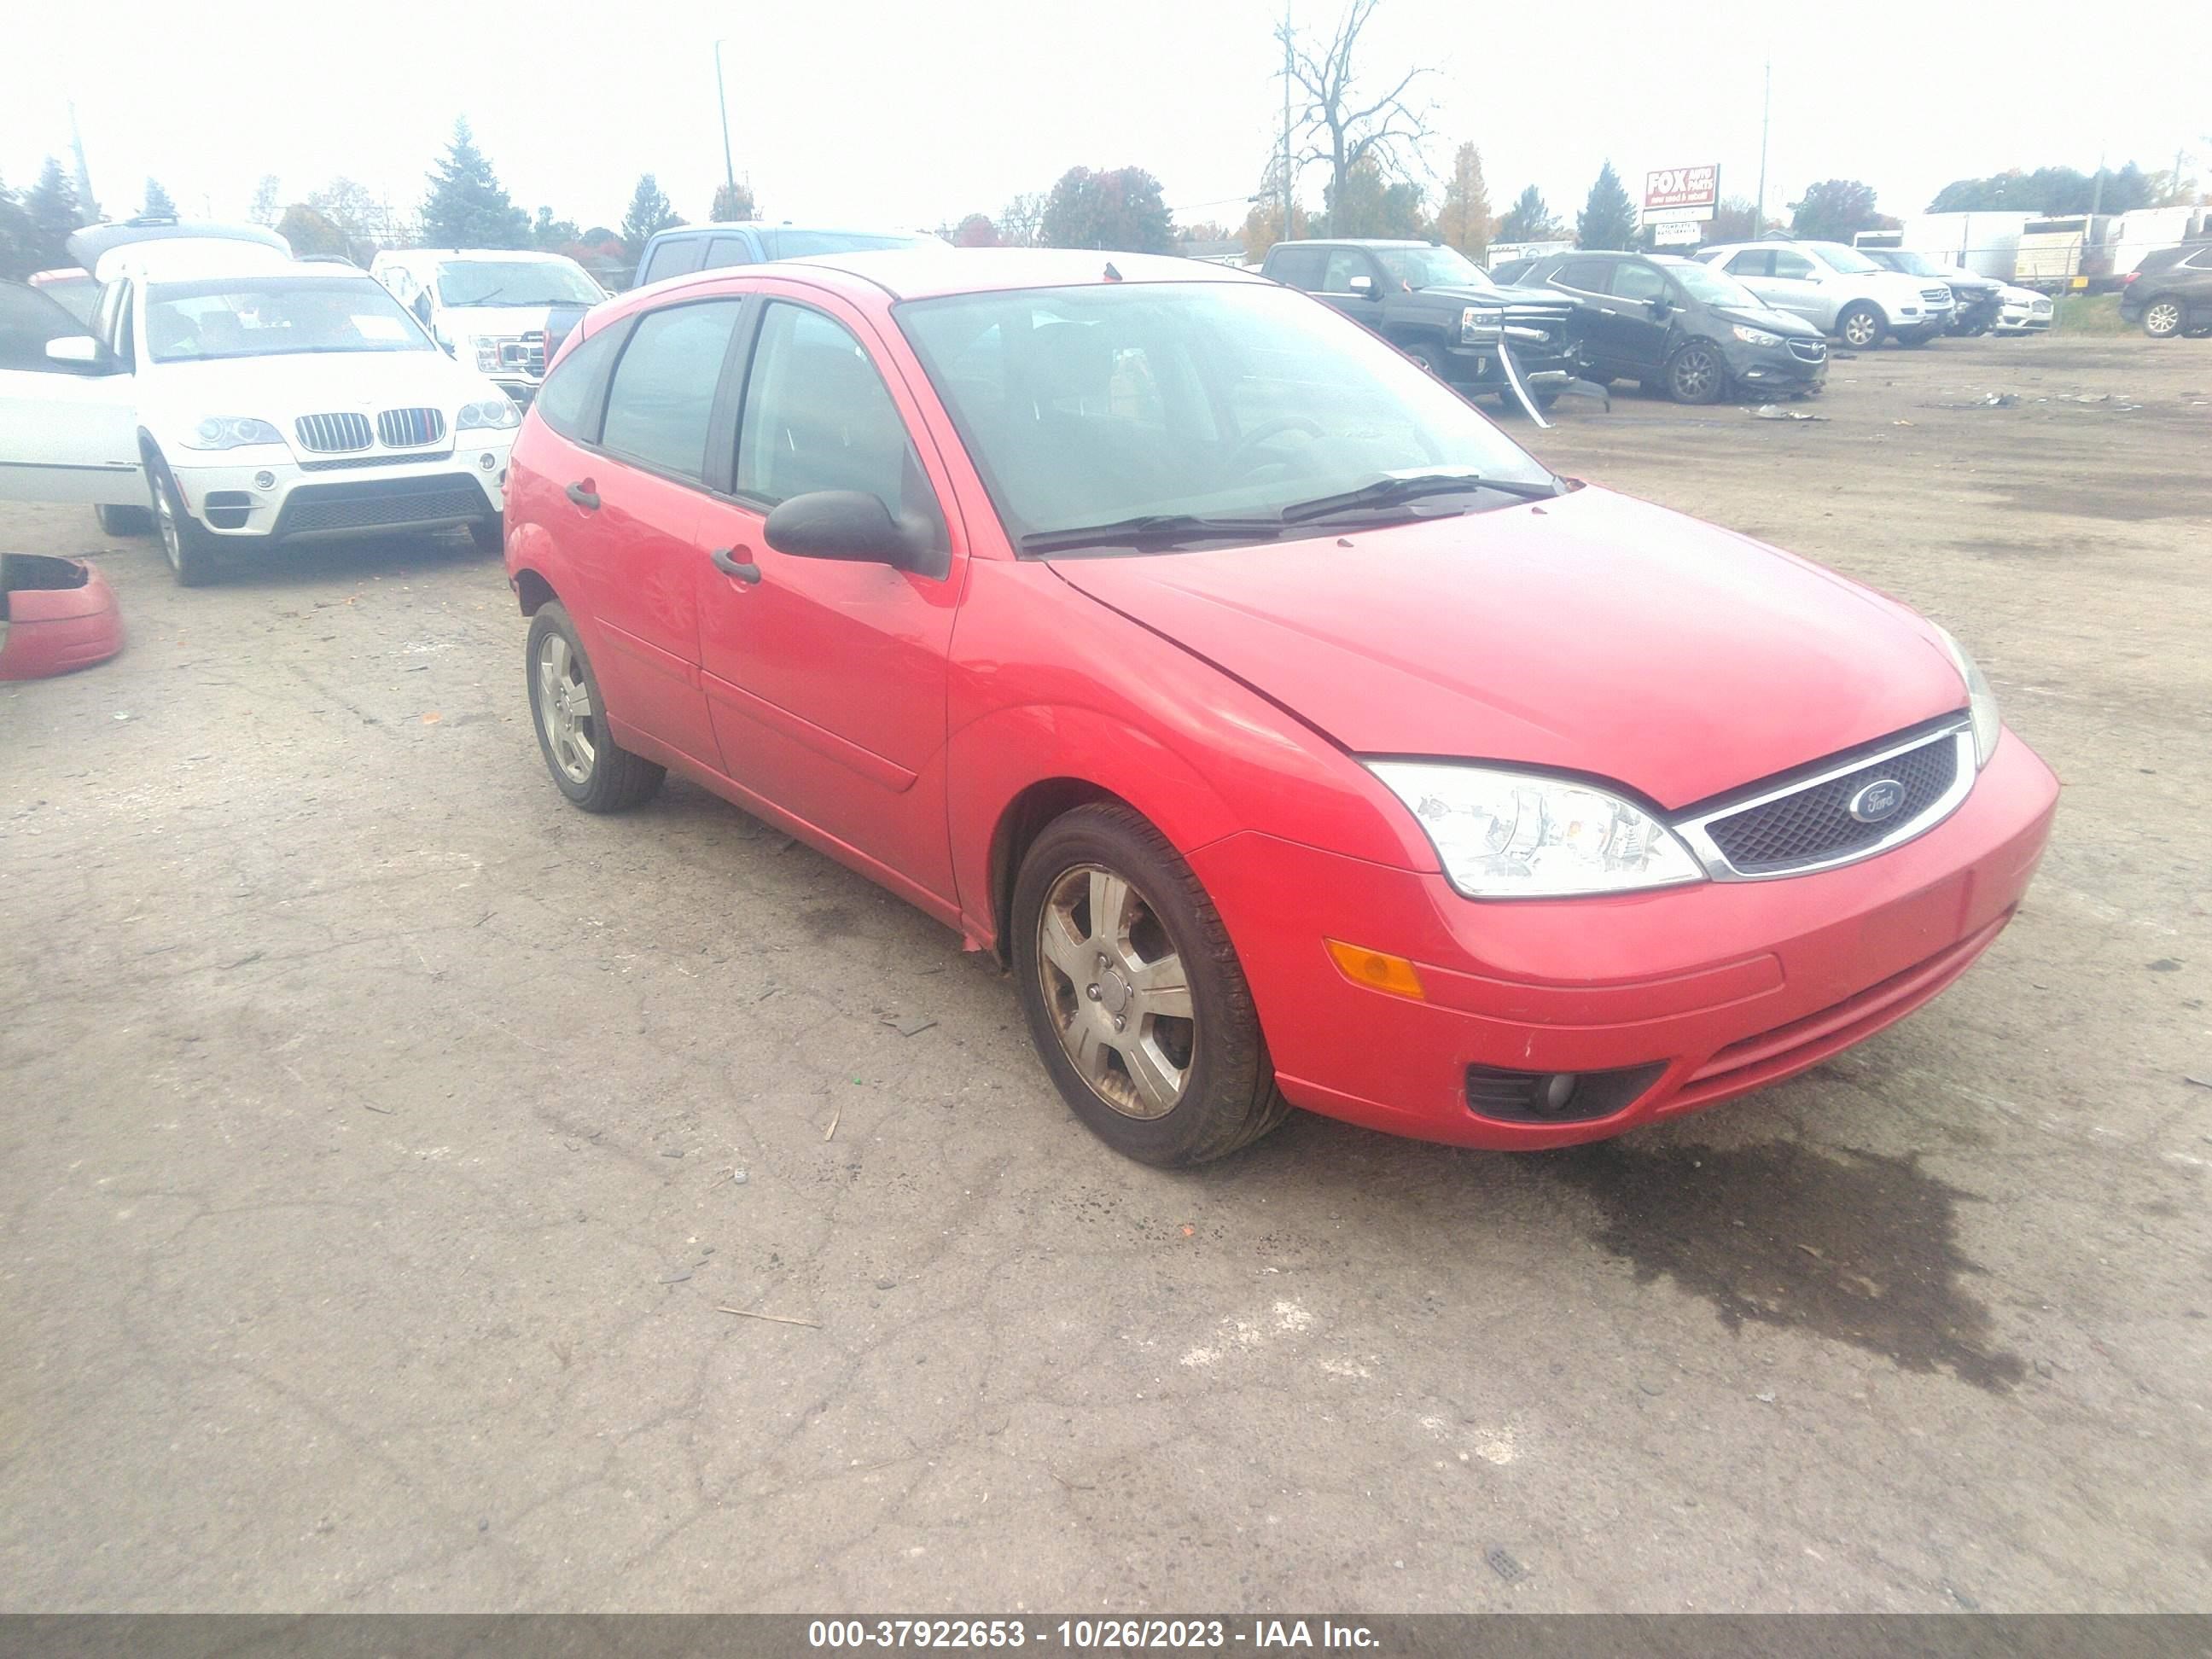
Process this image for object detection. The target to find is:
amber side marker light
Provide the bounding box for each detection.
[1324,939,1426,1001]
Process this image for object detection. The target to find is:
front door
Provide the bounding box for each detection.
[693,295,963,906]
[1316,247,1388,332]
[0,281,143,506]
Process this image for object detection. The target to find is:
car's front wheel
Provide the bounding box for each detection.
[148,457,219,587]
[525,602,665,812]
[1011,804,1287,1166]
[2142,299,2185,339]
[1664,341,1726,405]
[1836,303,1886,350]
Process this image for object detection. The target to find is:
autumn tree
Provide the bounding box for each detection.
[422,119,529,247]
[1282,0,1433,236]
[1575,161,1637,249]
[1039,166,1173,253]
[532,207,580,250]
[997,193,1046,247]
[1494,184,1562,243]
[620,174,684,252]
[1927,163,2155,215]
[1789,178,1889,242]
[276,203,349,259]
[1706,196,1759,241]
[1435,142,1491,258]
[952,213,1000,247]
[140,178,178,218]
[710,180,756,221]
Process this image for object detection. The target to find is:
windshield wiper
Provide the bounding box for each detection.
[1020,513,1286,556]
[1278,469,1561,523]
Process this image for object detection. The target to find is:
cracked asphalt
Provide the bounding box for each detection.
[3,335,2207,1613]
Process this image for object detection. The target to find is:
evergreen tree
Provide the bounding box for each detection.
[421,119,529,248]
[532,207,580,251]
[1575,161,1637,250]
[24,158,84,272]
[620,174,684,251]
[141,178,178,218]
[0,177,35,282]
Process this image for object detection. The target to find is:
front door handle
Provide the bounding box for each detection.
[710,547,761,584]
[565,480,599,509]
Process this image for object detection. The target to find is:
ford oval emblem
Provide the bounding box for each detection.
[1848,778,1906,824]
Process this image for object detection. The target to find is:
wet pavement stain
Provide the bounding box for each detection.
[1545,1138,2027,1392]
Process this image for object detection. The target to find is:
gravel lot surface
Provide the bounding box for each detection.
[3,334,2207,1613]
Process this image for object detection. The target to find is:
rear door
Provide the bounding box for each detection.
[1598,259,1677,375]
[0,280,143,507]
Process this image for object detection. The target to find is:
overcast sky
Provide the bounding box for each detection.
[5,0,2202,239]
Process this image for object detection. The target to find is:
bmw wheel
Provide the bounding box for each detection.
[149,457,218,587]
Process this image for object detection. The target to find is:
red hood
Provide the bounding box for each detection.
[1047,485,1966,811]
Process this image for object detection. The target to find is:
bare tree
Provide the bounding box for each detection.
[1281,0,1434,236]
[997,192,1046,247]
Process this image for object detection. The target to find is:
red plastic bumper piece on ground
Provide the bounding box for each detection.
[0,555,125,682]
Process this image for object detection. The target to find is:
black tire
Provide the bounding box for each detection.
[95,502,152,537]
[1010,803,1288,1166]
[524,602,664,812]
[1836,302,1886,351]
[148,455,219,587]
[2141,298,2185,340]
[1400,341,1447,377]
[469,517,504,554]
[1895,328,1936,348]
[1663,340,1727,405]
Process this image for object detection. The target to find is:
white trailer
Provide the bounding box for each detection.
[2110,206,2212,276]
[1898,212,2034,281]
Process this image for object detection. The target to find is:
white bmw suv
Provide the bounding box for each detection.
[0,220,521,585]
[1694,239,1956,349]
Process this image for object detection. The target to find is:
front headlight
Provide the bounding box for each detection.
[1460,306,1504,345]
[1731,324,1782,347]
[181,416,284,451]
[1932,625,2000,769]
[457,398,521,431]
[1365,761,1707,899]
[463,336,499,374]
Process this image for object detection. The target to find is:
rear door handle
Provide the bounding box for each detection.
[710,547,761,584]
[565,481,599,509]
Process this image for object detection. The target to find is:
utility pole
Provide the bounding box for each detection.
[713,40,736,198]
[1280,3,1293,244]
[1754,61,1771,236]
[67,99,99,220]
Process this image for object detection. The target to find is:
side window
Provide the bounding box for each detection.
[640,237,707,285]
[704,236,753,271]
[1319,250,1373,294]
[1266,247,1326,291]
[598,301,744,482]
[1552,259,1613,294]
[0,282,90,371]
[533,322,629,444]
[734,302,944,556]
[1610,262,1667,303]
[1770,251,1816,281]
[1725,251,1770,277]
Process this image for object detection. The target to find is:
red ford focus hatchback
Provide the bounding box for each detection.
[503,249,2057,1165]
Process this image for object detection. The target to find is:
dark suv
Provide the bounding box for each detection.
[1259,239,1583,408]
[1500,250,1827,403]
[2120,242,2212,338]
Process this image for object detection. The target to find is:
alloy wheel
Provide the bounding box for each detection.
[1672,347,1719,401]
[1033,863,1196,1120]
[1842,311,1878,347]
[2145,300,2182,337]
[154,475,182,572]
[534,631,597,784]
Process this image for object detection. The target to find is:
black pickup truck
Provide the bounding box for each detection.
[1259,238,1586,408]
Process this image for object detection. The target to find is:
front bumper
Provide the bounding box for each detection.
[490,375,541,408]
[170,434,515,540]
[1441,340,1581,392]
[1993,303,2054,334]
[1189,727,2058,1150]
[1722,335,1828,393]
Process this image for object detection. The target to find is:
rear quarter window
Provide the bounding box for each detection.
[533,322,628,444]
[639,236,707,285]
[1266,247,1327,290]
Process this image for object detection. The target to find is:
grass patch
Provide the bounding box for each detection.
[2056,293,2128,335]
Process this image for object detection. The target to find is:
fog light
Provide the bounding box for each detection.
[253,470,276,490]
[1464,1061,1668,1124]
[479,452,496,470]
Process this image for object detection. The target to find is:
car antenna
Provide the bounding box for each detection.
[1103,261,1123,282]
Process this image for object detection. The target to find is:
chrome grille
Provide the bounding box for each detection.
[1921,287,1952,305]
[376,407,447,448]
[295,412,373,453]
[1676,725,1974,880]
[1787,338,1827,363]
[494,333,547,377]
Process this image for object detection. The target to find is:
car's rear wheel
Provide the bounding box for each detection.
[525,602,664,812]
[2142,299,2185,339]
[1011,804,1287,1166]
[149,457,218,587]
[1664,341,1726,405]
[95,502,152,537]
[1836,303,1885,350]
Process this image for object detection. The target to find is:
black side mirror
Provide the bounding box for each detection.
[764,491,944,579]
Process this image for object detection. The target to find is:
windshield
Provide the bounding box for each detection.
[1371,245,1493,291]
[1667,260,1765,309]
[1807,242,1880,274]
[435,259,603,307]
[897,281,1555,553]
[143,276,433,363]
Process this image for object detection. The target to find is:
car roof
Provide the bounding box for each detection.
[143,259,381,285]
[646,247,1266,304]
[1275,238,1427,249]
[648,220,943,243]
[379,247,580,264]
[67,218,289,271]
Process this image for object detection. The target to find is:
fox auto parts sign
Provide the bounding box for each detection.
[1643,165,1720,224]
